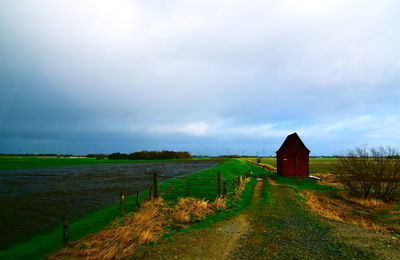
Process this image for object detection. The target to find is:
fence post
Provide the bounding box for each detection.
[223,180,228,197]
[232,178,236,192]
[136,191,141,208]
[237,176,241,187]
[187,178,191,196]
[217,171,222,197]
[120,191,125,217]
[153,172,159,198]
[63,217,69,247]
[149,185,153,200]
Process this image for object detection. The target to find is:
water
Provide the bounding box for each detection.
[0,160,221,249]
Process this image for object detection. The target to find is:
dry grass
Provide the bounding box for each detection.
[258,163,277,173]
[171,198,213,224]
[211,197,227,211]
[246,160,277,173]
[233,177,250,201]
[311,172,338,184]
[49,196,228,259]
[301,190,390,233]
[336,193,386,208]
[49,199,167,260]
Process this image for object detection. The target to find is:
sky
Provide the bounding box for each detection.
[1,0,400,156]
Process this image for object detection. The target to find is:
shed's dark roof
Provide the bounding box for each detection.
[276,132,310,154]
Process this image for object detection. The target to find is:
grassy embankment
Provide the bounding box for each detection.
[0,159,261,259]
[0,156,209,170]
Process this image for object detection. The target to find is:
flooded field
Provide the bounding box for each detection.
[0,160,221,249]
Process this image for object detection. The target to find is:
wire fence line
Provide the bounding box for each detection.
[62,169,253,246]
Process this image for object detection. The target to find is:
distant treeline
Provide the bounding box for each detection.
[108,151,193,160]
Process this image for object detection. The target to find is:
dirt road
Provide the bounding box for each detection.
[133,177,400,259]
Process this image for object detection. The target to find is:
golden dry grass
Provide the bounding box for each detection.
[49,196,228,259]
[301,191,391,233]
[246,160,277,173]
[232,177,250,201]
[171,198,213,224]
[311,172,338,184]
[336,193,386,208]
[49,198,167,260]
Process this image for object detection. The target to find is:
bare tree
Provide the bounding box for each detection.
[334,145,400,202]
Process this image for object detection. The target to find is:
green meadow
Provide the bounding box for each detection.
[254,157,337,173]
[0,156,208,171]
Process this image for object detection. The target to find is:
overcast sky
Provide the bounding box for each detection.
[1,0,400,156]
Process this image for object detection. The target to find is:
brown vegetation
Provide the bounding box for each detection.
[171,197,226,226]
[49,197,227,259]
[108,150,193,160]
[302,190,400,234]
[311,172,338,184]
[232,177,251,201]
[333,146,400,202]
[247,159,277,173]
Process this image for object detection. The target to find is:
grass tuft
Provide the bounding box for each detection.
[49,198,167,260]
[171,198,213,224]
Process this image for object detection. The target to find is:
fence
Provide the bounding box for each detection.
[62,170,252,246]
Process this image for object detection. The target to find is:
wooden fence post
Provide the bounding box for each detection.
[120,192,125,217]
[223,180,228,197]
[149,185,153,200]
[217,171,222,197]
[187,178,191,196]
[232,178,236,192]
[136,191,141,208]
[153,172,159,198]
[237,176,241,187]
[63,217,69,247]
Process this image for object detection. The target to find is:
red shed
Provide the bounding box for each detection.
[276,132,310,177]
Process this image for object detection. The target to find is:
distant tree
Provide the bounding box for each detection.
[109,151,193,160]
[333,145,400,202]
[108,152,129,160]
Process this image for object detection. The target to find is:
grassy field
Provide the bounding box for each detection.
[0,159,260,260]
[250,157,337,173]
[0,156,209,171]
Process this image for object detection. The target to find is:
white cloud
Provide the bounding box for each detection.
[149,121,209,136]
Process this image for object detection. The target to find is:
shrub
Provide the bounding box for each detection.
[333,146,400,202]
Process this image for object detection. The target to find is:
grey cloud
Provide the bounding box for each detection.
[1,0,400,155]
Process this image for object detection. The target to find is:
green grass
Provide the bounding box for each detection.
[0,159,255,260]
[0,203,121,260]
[0,156,208,171]
[159,159,253,202]
[269,173,339,192]
[162,159,265,236]
[248,157,338,173]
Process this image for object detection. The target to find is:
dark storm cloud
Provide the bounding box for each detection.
[1,0,400,155]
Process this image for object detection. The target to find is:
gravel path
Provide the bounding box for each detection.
[133,176,400,259]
